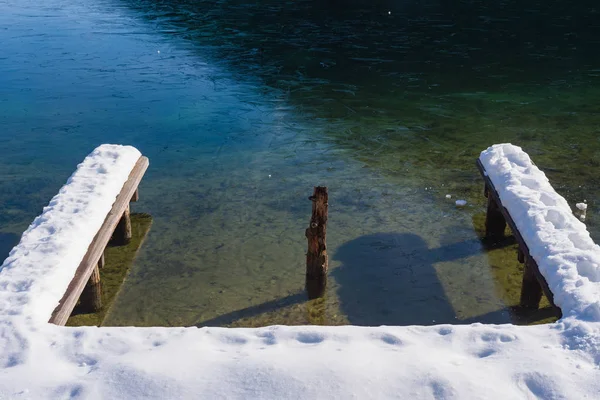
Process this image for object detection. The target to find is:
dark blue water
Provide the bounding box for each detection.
[1,0,599,326]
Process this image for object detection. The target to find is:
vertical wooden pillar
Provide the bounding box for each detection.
[306,277,327,300]
[113,204,132,245]
[98,252,105,269]
[305,186,328,299]
[485,193,506,238]
[81,265,102,312]
[131,188,139,202]
[520,261,543,309]
[517,248,525,264]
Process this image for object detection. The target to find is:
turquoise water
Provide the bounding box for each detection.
[1,0,599,326]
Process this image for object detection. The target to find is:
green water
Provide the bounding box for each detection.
[1,0,598,326]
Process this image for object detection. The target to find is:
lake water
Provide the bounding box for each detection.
[1,0,599,327]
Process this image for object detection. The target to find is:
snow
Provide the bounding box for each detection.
[445,194,452,199]
[455,199,467,206]
[576,203,588,211]
[0,143,599,399]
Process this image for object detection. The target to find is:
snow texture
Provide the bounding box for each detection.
[455,199,467,206]
[0,143,598,399]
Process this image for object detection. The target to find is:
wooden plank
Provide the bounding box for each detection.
[476,159,559,312]
[49,156,149,325]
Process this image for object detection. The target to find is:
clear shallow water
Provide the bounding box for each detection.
[1,0,599,326]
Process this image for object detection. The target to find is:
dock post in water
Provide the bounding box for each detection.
[484,187,506,239]
[305,186,328,299]
[520,259,543,309]
[113,204,132,245]
[80,264,102,312]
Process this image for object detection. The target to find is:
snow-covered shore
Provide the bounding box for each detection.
[0,144,598,399]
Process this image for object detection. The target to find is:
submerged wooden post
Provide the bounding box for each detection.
[306,277,327,300]
[305,186,328,299]
[520,260,543,309]
[80,265,102,312]
[113,204,132,245]
[485,190,506,238]
[517,248,525,264]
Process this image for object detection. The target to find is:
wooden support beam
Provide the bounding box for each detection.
[485,193,507,239]
[305,187,328,298]
[517,248,525,264]
[98,252,105,269]
[520,261,543,309]
[49,156,149,325]
[131,188,139,202]
[80,265,102,312]
[113,204,132,245]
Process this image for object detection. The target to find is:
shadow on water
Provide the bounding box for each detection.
[190,230,556,327]
[331,232,522,326]
[194,292,307,327]
[458,306,558,325]
[333,233,457,326]
[0,233,20,266]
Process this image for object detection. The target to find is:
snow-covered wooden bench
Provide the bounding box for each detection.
[0,145,148,325]
[477,144,600,321]
[477,156,559,313]
[47,148,148,325]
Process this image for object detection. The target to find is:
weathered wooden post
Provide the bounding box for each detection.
[305,186,328,299]
[517,248,525,264]
[519,258,543,309]
[113,188,138,245]
[80,264,102,312]
[306,278,327,300]
[98,252,105,269]
[484,184,506,238]
[113,205,132,245]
